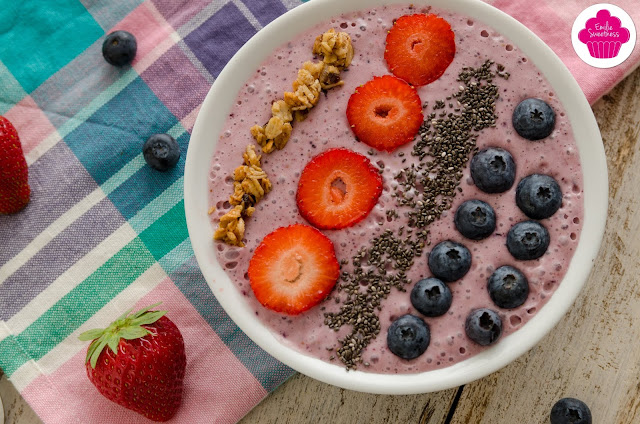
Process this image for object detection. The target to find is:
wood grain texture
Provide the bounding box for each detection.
[0,372,40,424]
[2,61,639,424]
[239,373,457,424]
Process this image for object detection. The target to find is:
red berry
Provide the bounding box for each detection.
[248,224,340,315]
[296,148,382,229]
[79,304,186,422]
[0,116,30,214]
[346,75,423,152]
[384,14,456,86]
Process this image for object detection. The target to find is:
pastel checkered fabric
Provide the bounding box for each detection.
[0,1,637,423]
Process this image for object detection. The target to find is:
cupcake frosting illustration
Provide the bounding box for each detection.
[578,9,631,59]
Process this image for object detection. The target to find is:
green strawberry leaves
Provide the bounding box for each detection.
[79,302,168,368]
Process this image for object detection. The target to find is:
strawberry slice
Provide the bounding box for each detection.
[296,148,382,229]
[384,14,456,86]
[248,224,340,315]
[346,75,423,152]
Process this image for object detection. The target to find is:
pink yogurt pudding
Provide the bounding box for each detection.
[208,4,583,374]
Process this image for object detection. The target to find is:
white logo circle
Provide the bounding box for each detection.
[571,3,636,68]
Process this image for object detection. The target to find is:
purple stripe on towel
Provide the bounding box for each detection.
[0,197,125,320]
[0,142,98,264]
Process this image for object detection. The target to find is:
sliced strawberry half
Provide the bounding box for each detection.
[346,75,423,152]
[384,14,456,86]
[296,148,382,230]
[248,224,340,315]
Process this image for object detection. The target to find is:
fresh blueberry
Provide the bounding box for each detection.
[470,147,516,193]
[487,265,529,309]
[506,221,550,260]
[465,308,502,346]
[516,174,562,219]
[102,30,137,67]
[428,240,472,282]
[454,199,496,240]
[512,98,555,140]
[143,134,180,172]
[387,314,430,360]
[550,398,592,424]
[410,278,453,317]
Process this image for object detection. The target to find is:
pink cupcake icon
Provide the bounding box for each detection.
[578,9,631,59]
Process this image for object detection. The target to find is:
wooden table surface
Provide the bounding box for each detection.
[2,66,639,424]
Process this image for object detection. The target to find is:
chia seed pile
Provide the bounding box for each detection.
[323,60,509,370]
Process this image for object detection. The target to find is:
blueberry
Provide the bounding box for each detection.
[102,31,137,67]
[428,240,472,282]
[454,199,496,240]
[506,221,550,260]
[512,98,555,140]
[488,265,529,309]
[550,398,592,424]
[465,308,502,346]
[410,278,452,317]
[143,134,180,172]
[516,174,562,219]
[470,147,516,193]
[387,314,430,360]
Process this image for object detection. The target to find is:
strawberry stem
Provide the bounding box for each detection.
[78,303,167,368]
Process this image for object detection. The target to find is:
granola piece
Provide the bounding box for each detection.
[284,68,322,111]
[250,124,269,148]
[302,61,326,80]
[251,103,294,152]
[271,100,293,123]
[231,145,272,204]
[215,145,273,247]
[284,78,322,111]
[229,181,246,205]
[272,121,292,150]
[302,61,343,90]
[313,29,354,69]
[251,124,277,153]
[318,64,343,90]
[292,68,317,91]
[264,116,293,144]
[243,143,262,167]
[213,205,246,247]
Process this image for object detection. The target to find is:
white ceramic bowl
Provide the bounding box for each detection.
[184,0,608,394]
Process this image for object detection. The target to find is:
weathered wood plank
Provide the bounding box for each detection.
[0,372,41,424]
[240,373,457,424]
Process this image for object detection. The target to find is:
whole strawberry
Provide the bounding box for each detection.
[0,116,30,214]
[78,304,186,422]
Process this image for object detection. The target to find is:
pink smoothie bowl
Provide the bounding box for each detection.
[184,0,608,394]
[578,9,631,59]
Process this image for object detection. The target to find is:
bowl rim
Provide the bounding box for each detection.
[184,0,608,394]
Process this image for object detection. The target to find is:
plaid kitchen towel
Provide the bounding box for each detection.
[0,1,638,423]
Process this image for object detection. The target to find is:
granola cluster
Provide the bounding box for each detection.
[313,28,354,69]
[213,145,272,246]
[250,29,353,154]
